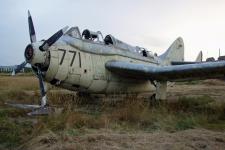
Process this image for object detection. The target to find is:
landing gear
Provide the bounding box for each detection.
[149,93,160,106]
[150,93,156,101]
[149,92,167,107]
[155,81,167,100]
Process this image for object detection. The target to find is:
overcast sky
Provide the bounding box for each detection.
[1,0,225,65]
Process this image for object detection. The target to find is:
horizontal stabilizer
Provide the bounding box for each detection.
[171,51,203,65]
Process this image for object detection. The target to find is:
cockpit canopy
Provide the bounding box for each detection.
[66,27,155,57]
[82,29,103,42]
[82,29,98,39]
[104,34,138,53]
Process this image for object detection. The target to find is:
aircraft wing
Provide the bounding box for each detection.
[105,60,225,81]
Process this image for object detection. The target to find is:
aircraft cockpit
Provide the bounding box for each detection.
[66,27,82,39]
[82,29,104,43]
[66,27,155,58]
[136,46,155,58]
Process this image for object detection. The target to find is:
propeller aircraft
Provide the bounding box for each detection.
[11,11,225,115]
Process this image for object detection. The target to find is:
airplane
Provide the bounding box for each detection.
[10,11,225,115]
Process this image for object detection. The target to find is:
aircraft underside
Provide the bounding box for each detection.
[59,79,156,94]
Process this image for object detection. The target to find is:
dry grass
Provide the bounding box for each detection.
[0,75,225,149]
[34,93,225,134]
[0,76,39,91]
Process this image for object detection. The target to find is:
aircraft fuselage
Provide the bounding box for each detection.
[44,35,159,94]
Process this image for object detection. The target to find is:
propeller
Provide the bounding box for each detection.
[11,10,35,76]
[28,10,36,43]
[12,11,68,75]
[9,10,68,115]
[12,61,27,75]
[39,26,68,51]
[37,66,47,107]
[26,66,49,116]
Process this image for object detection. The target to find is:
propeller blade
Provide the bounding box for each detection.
[5,102,41,110]
[28,10,36,43]
[37,67,47,107]
[39,26,69,51]
[12,61,27,75]
[8,67,52,116]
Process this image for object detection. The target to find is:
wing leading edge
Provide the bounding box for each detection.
[105,60,225,81]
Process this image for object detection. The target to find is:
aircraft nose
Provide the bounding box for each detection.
[24,42,48,67]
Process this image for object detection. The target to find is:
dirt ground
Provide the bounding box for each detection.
[24,129,225,150]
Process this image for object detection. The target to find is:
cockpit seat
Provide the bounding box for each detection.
[82,29,98,40]
[104,35,114,45]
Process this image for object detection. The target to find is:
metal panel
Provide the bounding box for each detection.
[79,52,94,88]
[54,48,69,81]
[45,49,59,81]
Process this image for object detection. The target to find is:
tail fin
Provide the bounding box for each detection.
[195,51,203,62]
[159,37,184,65]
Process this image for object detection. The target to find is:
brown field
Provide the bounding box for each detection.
[0,74,225,150]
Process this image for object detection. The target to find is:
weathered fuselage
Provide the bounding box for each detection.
[44,29,160,94]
